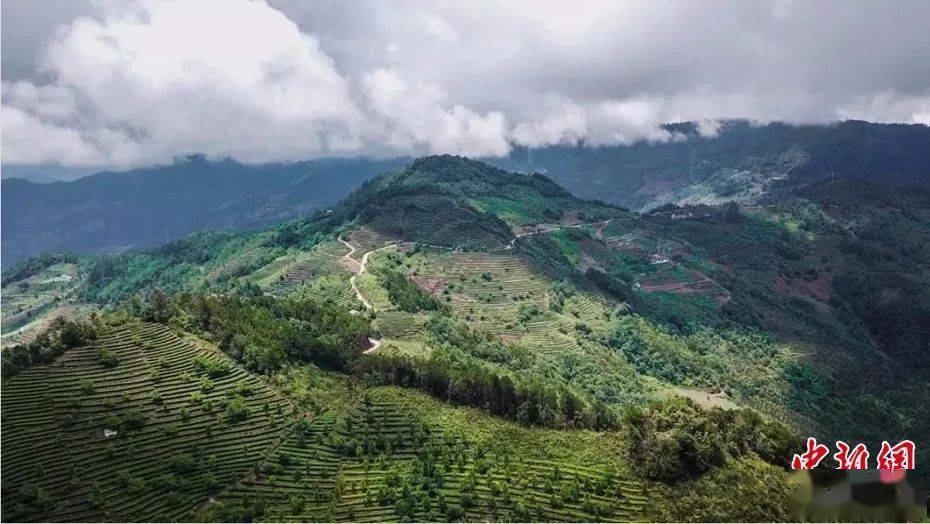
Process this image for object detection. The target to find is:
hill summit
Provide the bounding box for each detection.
[320,155,591,250]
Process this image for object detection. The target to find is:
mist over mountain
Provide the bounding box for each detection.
[487,120,930,211]
[0,164,105,183]
[5,120,928,268]
[1,155,409,267]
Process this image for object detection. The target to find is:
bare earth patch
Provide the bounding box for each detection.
[797,273,832,302]
[668,386,739,410]
[641,270,716,294]
[410,275,447,295]
[773,272,832,303]
[558,210,583,226]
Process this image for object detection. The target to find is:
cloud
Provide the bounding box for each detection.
[1,105,103,165]
[2,0,930,166]
[3,0,364,166]
[837,90,930,125]
[1,0,507,166]
[363,68,510,157]
[511,98,588,147]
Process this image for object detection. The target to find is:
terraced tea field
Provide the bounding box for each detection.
[373,311,428,340]
[346,227,397,255]
[208,387,646,522]
[406,251,554,335]
[1,322,293,522]
[206,245,279,283]
[273,240,353,289]
[1,263,82,347]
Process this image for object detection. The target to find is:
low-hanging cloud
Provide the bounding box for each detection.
[2,0,929,167]
[3,1,363,166]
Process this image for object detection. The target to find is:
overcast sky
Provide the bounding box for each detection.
[2,0,929,168]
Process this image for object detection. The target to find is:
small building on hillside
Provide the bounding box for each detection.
[650,254,671,265]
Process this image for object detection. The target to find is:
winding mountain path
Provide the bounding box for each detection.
[338,236,397,355]
[338,236,370,310]
[503,219,613,250]
[362,337,381,355]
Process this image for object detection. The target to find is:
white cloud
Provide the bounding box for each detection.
[2,0,930,166]
[696,119,723,138]
[511,98,588,147]
[1,105,104,165]
[1,0,515,166]
[837,90,930,126]
[363,68,509,157]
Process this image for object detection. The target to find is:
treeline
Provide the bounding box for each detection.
[1,252,78,286]
[356,313,616,430]
[355,348,616,430]
[623,398,798,481]
[129,291,373,373]
[586,267,638,305]
[82,230,288,303]
[1,317,96,378]
[376,267,441,313]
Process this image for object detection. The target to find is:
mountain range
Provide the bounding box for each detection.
[4,120,929,268]
[2,151,928,521]
[1,155,409,267]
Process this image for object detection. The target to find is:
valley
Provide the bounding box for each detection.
[2,154,927,522]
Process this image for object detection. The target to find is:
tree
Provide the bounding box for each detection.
[226,396,251,422]
[723,201,742,223]
[144,289,174,324]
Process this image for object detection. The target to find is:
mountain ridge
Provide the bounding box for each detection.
[488,119,930,211]
[5,120,929,267]
[3,153,928,521]
[1,155,409,267]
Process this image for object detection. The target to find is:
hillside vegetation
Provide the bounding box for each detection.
[2,322,291,522]
[489,120,930,211]
[3,154,927,521]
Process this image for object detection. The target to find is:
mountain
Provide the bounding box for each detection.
[1,155,409,267]
[3,156,928,521]
[1,164,105,182]
[2,151,930,521]
[315,155,595,250]
[7,120,928,269]
[487,119,930,211]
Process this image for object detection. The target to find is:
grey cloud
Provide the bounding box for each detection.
[2,0,929,167]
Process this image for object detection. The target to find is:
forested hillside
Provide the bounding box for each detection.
[488,120,930,211]
[2,155,926,521]
[7,120,928,269]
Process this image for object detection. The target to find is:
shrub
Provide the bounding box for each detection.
[199,376,216,393]
[446,505,465,521]
[194,355,232,378]
[625,398,797,481]
[98,347,119,368]
[376,268,441,313]
[168,452,196,474]
[121,409,146,430]
[226,396,250,422]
